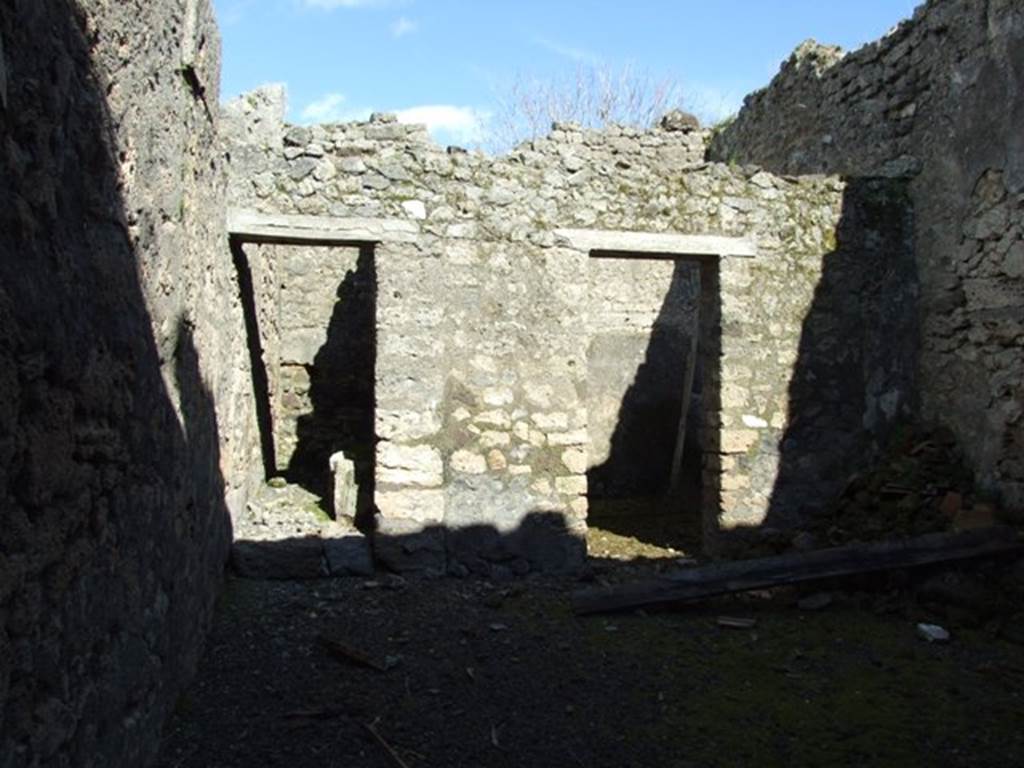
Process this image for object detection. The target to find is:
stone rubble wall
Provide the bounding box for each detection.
[709,0,1024,509]
[1,1,258,766]
[224,92,913,567]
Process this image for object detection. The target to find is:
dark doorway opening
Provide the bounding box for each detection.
[231,240,377,524]
[586,256,705,557]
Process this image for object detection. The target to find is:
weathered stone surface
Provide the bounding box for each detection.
[222,89,912,553]
[1,2,260,764]
[711,0,1024,510]
[376,489,446,524]
[373,516,446,574]
[232,538,326,579]
[323,529,375,576]
[330,452,358,523]
[377,443,444,487]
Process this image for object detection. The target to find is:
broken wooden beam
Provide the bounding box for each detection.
[573,526,1023,615]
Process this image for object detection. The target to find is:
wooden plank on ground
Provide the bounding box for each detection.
[573,526,1023,615]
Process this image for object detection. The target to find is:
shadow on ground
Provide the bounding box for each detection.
[157,557,1024,768]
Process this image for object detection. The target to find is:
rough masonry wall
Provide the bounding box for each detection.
[225,92,911,565]
[586,258,700,500]
[710,0,1024,509]
[1,2,256,765]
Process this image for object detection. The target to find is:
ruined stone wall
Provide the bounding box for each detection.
[225,91,913,567]
[710,0,1024,509]
[1,1,258,765]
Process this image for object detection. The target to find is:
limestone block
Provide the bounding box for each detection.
[480,430,511,448]
[1002,241,1024,279]
[450,450,487,474]
[401,200,427,219]
[720,429,759,454]
[376,489,445,524]
[531,478,553,495]
[377,409,442,442]
[547,429,587,446]
[486,449,508,471]
[377,442,443,487]
[555,475,587,495]
[329,452,358,524]
[561,447,588,474]
[531,412,569,430]
[475,409,511,428]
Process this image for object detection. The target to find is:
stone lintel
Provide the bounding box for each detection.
[554,228,756,258]
[227,209,421,244]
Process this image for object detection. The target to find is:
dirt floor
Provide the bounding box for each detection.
[157,520,1024,768]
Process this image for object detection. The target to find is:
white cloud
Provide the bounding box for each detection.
[395,105,489,146]
[532,36,600,64]
[391,16,417,38]
[299,92,372,124]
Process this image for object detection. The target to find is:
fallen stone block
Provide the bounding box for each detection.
[329,451,358,524]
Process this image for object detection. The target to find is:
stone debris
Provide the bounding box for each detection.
[797,592,833,611]
[916,623,951,644]
[814,426,986,546]
[233,481,375,579]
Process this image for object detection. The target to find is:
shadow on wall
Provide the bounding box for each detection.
[233,510,588,580]
[587,258,705,550]
[287,245,377,523]
[0,5,232,766]
[728,177,917,551]
[585,178,915,558]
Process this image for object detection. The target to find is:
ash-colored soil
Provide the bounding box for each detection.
[157,556,1024,768]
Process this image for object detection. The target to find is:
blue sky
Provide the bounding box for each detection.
[213,0,921,147]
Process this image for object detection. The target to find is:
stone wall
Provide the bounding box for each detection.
[586,257,700,500]
[710,0,1024,509]
[225,92,913,566]
[1,1,257,765]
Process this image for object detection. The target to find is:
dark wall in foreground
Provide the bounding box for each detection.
[0,1,258,765]
[710,0,1024,511]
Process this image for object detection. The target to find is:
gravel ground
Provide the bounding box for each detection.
[157,543,1024,768]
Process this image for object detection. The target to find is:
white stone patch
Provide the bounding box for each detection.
[547,429,587,447]
[376,489,445,524]
[475,409,511,428]
[741,414,769,429]
[450,450,487,474]
[555,475,587,495]
[479,431,511,448]
[561,447,588,474]
[377,443,444,487]
[523,382,553,408]
[483,387,514,406]
[470,354,497,373]
[377,409,442,441]
[401,199,427,220]
[531,412,569,430]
